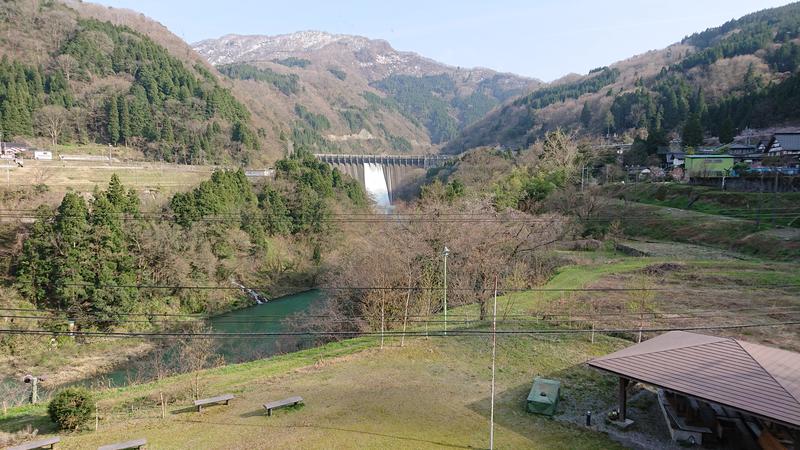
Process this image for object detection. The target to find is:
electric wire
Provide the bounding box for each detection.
[0,320,797,340]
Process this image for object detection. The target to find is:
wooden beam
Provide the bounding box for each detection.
[619,377,629,421]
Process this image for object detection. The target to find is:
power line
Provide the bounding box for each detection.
[1,211,799,224]
[34,282,800,292]
[3,303,799,321]
[3,207,800,215]
[0,320,797,339]
[4,305,800,325]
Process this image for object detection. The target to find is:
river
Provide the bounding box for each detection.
[1,290,324,405]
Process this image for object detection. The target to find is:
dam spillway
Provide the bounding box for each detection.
[313,153,453,206]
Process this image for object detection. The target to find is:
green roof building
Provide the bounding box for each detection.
[684,155,734,177]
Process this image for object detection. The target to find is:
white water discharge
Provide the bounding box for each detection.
[363,162,391,208]
[231,279,265,304]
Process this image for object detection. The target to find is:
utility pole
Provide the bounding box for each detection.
[401,275,411,347]
[442,246,449,336]
[489,275,498,450]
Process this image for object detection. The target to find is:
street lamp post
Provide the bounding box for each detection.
[443,246,449,336]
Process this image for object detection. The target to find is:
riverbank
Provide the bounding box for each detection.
[0,290,324,406]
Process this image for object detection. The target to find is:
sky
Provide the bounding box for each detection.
[94,0,794,81]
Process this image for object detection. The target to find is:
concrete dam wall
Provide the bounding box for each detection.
[314,154,452,205]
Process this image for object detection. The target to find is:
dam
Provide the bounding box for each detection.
[313,153,453,206]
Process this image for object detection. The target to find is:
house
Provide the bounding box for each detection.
[684,154,734,177]
[0,142,28,159]
[694,146,726,155]
[726,143,756,157]
[589,331,800,448]
[767,133,800,157]
[33,151,52,160]
[657,147,685,166]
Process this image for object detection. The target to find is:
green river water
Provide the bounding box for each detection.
[2,290,323,405]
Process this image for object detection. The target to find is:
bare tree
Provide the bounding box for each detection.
[309,197,571,335]
[31,167,53,185]
[539,128,580,177]
[42,9,74,52]
[55,54,77,83]
[35,105,68,146]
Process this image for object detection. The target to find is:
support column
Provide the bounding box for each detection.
[619,377,629,421]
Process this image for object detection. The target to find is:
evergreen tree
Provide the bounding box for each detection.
[580,102,592,128]
[161,119,174,143]
[744,63,762,91]
[51,192,92,314]
[16,206,55,307]
[106,174,129,211]
[719,116,735,143]
[128,85,149,136]
[259,186,292,235]
[107,95,120,145]
[645,123,668,153]
[682,113,704,147]
[118,95,130,145]
[88,192,137,325]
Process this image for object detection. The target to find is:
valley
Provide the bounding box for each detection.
[1,1,800,449]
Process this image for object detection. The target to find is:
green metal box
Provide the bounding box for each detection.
[527,377,561,416]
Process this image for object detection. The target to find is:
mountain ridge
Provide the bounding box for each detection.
[193,30,540,83]
[194,30,542,153]
[445,2,800,154]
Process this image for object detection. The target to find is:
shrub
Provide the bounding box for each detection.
[47,388,95,430]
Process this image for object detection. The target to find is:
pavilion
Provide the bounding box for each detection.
[588,331,800,448]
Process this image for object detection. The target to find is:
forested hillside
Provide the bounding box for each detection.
[14,153,365,330]
[0,1,262,164]
[445,2,800,153]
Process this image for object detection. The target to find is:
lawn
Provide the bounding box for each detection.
[1,259,654,449]
[1,334,626,449]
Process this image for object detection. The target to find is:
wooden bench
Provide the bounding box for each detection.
[97,438,147,450]
[8,437,60,450]
[263,396,303,416]
[193,393,234,412]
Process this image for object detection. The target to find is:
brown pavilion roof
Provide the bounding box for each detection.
[588,331,800,428]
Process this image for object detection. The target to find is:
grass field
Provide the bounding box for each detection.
[0,160,225,222]
[2,250,797,449]
[3,336,626,449]
[1,160,218,194]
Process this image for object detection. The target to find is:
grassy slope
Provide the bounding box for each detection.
[4,252,796,448]
[1,259,663,449]
[602,183,800,227]
[599,197,800,261]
